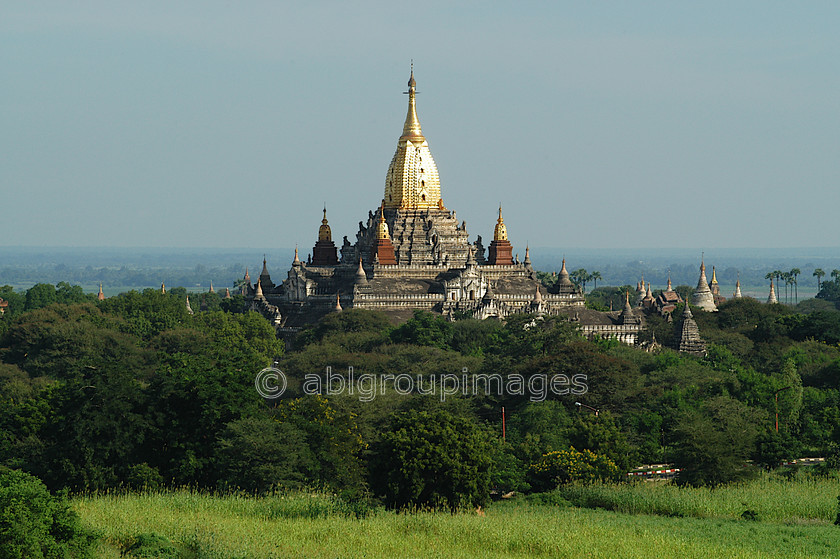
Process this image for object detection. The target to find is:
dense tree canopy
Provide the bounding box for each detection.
[1,280,840,503]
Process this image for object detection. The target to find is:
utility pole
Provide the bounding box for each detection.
[502,406,506,441]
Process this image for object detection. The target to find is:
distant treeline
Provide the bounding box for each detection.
[0,264,247,291]
[0,261,834,294]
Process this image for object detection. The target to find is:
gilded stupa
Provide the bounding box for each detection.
[384,67,442,211]
[243,69,642,344]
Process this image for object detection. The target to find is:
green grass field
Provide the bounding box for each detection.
[75,476,840,559]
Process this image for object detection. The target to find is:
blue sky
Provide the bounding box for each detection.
[2,1,838,249]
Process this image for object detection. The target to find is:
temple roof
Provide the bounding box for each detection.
[384,68,442,210]
[557,258,573,287]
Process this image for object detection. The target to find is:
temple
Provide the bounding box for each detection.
[676,302,707,357]
[245,70,644,344]
[691,258,718,312]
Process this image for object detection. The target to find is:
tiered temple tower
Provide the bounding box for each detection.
[372,202,397,265]
[311,208,339,266]
[243,70,652,343]
[487,206,514,265]
[676,302,707,356]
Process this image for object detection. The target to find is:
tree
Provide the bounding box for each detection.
[23,284,57,312]
[215,414,313,492]
[790,268,800,304]
[372,408,492,510]
[753,430,801,470]
[814,268,826,292]
[295,309,392,349]
[773,270,784,302]
[782,272,793,304]
[672,396,764,486]
[832,269,840,284]
[390,310,453,350]
[571,269,588,292]
[590,271,602,291]
[0,469,93,558]
[271,396,367,493]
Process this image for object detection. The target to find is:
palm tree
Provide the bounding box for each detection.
[783,272,794,304]
[591,271,602,291]
[789,268,800,304]
[571,269,588,292]
[832,269,840,284]
[814,268,825,292]
[774,270,784,301]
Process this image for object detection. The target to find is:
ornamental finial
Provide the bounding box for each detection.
[402,64,423,139]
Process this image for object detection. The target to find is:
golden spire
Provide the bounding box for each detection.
[402,63,424,140]
[710,266,718,285]
[493,205,508,241]
[97,282,105,301]
[385,67,442,210]
[377,201,391,240]
[293,246,301,266]
[161,282,166,294]
[667,271,672,291]
[255,278,264,298]
[318,206,332,242]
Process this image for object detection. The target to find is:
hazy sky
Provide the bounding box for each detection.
[3,1,838,250]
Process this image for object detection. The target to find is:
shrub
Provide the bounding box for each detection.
[528,448,620,491]
[0,469,93,559]
[125,533,183,558]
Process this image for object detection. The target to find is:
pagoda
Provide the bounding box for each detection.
[243,69,646,345]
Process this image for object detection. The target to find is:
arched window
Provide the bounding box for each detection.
[469,290,475,301]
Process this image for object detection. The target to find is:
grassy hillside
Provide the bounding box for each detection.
[75,480,840,559]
